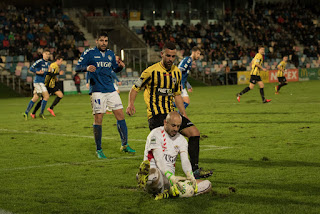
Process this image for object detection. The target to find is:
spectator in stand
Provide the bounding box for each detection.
[73,73,81,94]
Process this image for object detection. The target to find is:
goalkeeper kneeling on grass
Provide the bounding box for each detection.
[137,111,212,200]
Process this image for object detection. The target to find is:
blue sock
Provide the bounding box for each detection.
[117,119,128,146]
[184,102,189,109]
[25,100,35,114]
[93,124,102,150]
[173,102,176,108]
[40,100,47,114]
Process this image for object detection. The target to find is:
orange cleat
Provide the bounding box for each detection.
[47,108,56,117]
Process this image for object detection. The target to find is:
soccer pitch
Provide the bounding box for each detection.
[0,81,319,214]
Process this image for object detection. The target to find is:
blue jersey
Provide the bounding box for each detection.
[76,47,122,93]
[111,71,120,83]
[30,59,50,83]
[178,56,192,89]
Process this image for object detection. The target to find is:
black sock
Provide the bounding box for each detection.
[188,136,200,172]
[32,101,42,114]
[50,97,62,110]
[278,83,287,91]
[240,87,250,95]
[260,88,265,101]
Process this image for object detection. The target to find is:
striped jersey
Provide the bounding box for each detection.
[277,61,287,77]
[132,62,182,119]
[45,62,60,88]
[250,53,263,76]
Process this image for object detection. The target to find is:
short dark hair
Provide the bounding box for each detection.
[162,42,176,51]
[55,55,63,60]
[97,32,108,39]
[43,48,50,53]
[258,46,264,50]
[191,46,201,52]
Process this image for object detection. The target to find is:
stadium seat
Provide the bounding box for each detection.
[6,56,13,63]
[133,71,139,77]
[15,70,21,76]
[26,76,33,83]
[18,55,24,62]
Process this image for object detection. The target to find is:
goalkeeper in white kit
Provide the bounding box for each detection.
[137,111,212,200]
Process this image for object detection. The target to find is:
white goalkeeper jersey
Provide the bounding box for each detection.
[143,126,188,174]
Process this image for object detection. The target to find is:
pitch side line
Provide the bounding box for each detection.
[1,155,143,172]
[0,128,234,150]
[0,128,146,142]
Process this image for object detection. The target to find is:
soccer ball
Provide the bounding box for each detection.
[177,180,194,198]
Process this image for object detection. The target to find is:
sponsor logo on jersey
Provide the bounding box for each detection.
[108,55,112,61]
[96,61,112,68]
[163,154,178,163]
[156,88,173,96]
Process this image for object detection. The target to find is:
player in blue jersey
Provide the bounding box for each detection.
[23,49,51,120]
[75,32,135,158]
[177,46,201,109]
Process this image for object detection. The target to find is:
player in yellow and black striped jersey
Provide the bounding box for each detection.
[126,42,213,179]
[275,56,288,94]
[31,55,64,118]
[236,46,271,103]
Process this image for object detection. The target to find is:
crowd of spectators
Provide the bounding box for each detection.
[141,22,249,63]
[0,4,86,62]
[266,2,320,58]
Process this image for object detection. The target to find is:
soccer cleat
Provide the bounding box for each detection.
[236,93,241,102]
[39,114,46,119]
[23,113,28,120]
[193,168,213,179]
[263,99,272,103]
[47,108,56,117]
[120,145,136,154]
[96,149,107,159]
[30,113,36,119]
[155,189,170,200]
[137,160,150,189]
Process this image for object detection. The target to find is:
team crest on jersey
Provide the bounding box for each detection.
[172,77,177,85]
[174,145,179,152]
[108,55,112,61]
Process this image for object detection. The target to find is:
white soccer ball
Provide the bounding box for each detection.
[177,180,194,198]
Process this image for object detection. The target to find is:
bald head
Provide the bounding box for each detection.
[164,112,182,137]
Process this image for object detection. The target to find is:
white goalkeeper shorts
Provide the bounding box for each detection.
[91,91,123,115]
[181,88,189,97]
[145,168,170,195]
[33,83,47,94]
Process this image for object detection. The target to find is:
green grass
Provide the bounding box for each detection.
[0,81,320,214]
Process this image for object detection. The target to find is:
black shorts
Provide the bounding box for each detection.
[47,85,61,95]
[148,113,194,131]
[249,75,262,84]
[278,77,287,83]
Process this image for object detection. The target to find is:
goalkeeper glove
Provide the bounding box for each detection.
[186,171,198,194]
